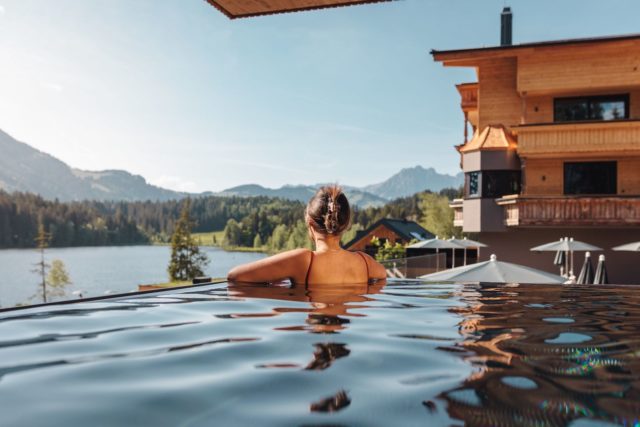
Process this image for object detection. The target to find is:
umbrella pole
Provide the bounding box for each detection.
[570,251,574,278]
[452,248,456,268]
[464,248,467,266]
[436,248,440,272]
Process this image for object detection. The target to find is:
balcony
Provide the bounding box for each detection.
[456,83,478,112]
[496,195,640,227]
[450,198,464,227]
[515,120,640,157]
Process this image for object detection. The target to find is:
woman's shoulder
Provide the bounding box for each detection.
[270,248,313,261]
[354,251,377,263]
[355,251,387,279]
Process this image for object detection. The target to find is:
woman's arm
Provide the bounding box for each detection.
[361,252,388,281]
[227,248,312,284]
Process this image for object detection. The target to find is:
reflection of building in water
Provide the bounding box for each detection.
[441,283,640,425]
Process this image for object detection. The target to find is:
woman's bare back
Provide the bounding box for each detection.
[227,248,386,286]
[305,250,373,285]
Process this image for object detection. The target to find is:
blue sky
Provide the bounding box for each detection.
[1,0,639,192]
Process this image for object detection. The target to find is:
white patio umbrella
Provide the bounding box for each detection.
[553,249,566,277]
[593,254,609,285]
[408,236,465,271]
[448,237,488,265]
[576,252,595,285]
[419,254,565,284]
[531,237,602,279]
[612,241,640,252]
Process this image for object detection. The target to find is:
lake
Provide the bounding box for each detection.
[0,246,266,308]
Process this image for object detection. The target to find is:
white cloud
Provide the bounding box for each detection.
[0,5,5,15]
[150,175,199,193]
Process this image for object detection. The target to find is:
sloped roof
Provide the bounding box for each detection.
[458,125,517,153]
[343,218,434,249]
[206,0,394,19]
[432,33,640,63]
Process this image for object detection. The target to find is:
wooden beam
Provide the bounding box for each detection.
[206,0,394,19]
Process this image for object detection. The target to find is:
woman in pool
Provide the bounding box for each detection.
[227,185,386,286]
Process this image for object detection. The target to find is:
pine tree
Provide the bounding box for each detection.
[32,221,51,303]
[253,233,263,249]
[46,260,72,300]
[168,199,210,281]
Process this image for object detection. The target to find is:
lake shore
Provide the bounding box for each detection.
[0,246,266,309]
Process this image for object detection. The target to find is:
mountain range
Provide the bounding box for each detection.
[0,129,462,207]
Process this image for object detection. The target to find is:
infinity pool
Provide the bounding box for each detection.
[1,281,639,426]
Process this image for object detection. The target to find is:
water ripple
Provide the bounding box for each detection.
[0,281,639,426]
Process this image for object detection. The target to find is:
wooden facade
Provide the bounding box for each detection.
[434,33,640,233]
[206,0,393,19]
[434,33,640,283]
[343,218,434,255]
[497,195,640,227]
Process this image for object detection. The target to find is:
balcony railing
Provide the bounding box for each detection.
[515,120,640,157]
[496,195,640,227]
[450,198,464,227]
[456,83,478,112]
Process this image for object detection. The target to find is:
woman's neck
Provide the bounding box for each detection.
[314,235,342,253]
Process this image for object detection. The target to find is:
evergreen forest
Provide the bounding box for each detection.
[0,188,461,252]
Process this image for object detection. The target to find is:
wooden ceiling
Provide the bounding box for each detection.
[206,0,393,19]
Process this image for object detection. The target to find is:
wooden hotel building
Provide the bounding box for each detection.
[433,9,640,283]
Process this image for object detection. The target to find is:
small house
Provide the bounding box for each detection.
[343,218,434,256]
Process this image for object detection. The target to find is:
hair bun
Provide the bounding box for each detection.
[324,196,340,234]
[307,185,351,236]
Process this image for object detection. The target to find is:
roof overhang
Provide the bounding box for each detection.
[206,0,394,19]
[458,125,517,154]
[432,33,640,66]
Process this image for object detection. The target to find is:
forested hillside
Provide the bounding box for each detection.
[0,188,461,250]
[0,191,149,248]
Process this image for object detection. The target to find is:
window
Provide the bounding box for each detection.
[465,170,521,198]
[466,172,480,197]
[564,161,617,195]
[554,94,629,122]
[482,170,521,198]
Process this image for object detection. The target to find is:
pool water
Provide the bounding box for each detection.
[0,281,639,426]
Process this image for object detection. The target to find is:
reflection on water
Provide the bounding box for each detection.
[0,281,639,425]
[443,283,640,426]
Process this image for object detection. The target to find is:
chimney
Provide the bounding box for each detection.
[501,7,513,46]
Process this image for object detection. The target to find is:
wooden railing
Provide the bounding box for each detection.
[456,83,478,111]
[515,120,640,156]
[450,198,464,227]
[496,195,640,227]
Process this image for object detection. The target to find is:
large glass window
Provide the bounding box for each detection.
[465,170,520,198]
[554,95,629,122]
[482,170,521,198]
[564,161,617,195]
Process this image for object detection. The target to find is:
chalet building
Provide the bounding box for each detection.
[343,218,434,256]
[432,8,640,283]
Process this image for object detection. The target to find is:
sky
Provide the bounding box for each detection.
[1,0,639,192]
